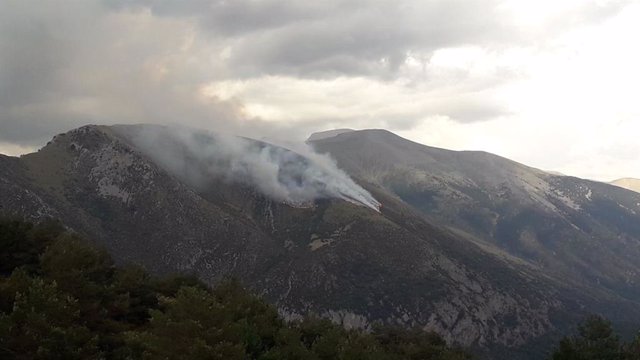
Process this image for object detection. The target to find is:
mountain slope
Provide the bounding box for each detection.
[2,125,640,359]
[611,178,640,193]
[310,129,640,302]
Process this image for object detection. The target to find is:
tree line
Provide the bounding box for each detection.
[0,218,469,360]
[550,315,639,360]
[2,217,638,359]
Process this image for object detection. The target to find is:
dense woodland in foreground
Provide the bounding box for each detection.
[0,218,638,359]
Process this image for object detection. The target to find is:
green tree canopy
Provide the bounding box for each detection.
[0,218,471,359]
[550,315,640,360]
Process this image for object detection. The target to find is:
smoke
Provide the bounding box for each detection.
[116,125,380,211]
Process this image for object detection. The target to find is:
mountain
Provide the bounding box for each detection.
[311,129,640,301]
[611,178,640,193]
[2,125,640,359]
[306,128,355,141]
[0,218,472,360]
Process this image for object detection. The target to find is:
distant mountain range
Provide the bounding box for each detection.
[2,124,640,359]
[611,178,640,193]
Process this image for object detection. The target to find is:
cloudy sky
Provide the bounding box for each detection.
[1,0,638,181]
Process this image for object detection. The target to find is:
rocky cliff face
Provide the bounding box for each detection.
[2,125,640,359]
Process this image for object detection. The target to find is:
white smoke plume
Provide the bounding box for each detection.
[115,125,380,211]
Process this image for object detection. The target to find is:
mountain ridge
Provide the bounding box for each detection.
[310,129,640,300]
[611,177,640,193]
[2,124,640,359]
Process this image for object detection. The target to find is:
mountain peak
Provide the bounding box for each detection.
[307,128,355,142]
[317,127,432,143]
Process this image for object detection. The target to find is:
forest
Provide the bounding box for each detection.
[0,218,469,359]
[0,218,638,359]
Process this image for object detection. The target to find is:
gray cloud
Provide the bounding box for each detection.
[101,0,513,79]
[0,0,253,146]
[0,0,632,149]
[106,0,629,80]
[129,0,515,79]
[106,0,367,37]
